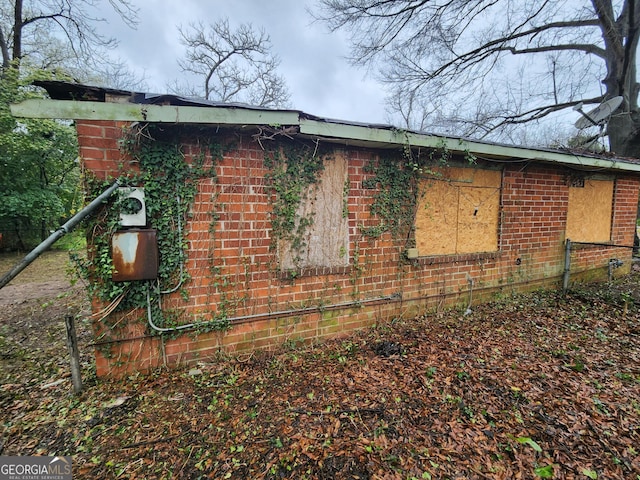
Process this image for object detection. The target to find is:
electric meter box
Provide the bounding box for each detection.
[118,187,146,227]
[111,229,158,282]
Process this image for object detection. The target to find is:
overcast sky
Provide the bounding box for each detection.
[95,0,388,124]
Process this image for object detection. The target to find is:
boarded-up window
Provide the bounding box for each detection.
[279,153,349,270]
[566,179,614,243]
[414,167,501,255]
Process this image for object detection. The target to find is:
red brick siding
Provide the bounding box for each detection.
[76,120,136,180]
[79,122,640,376]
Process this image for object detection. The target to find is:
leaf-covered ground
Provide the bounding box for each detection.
[1,254,640,479]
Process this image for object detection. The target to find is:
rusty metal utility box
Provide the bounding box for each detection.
[111,229,158,282]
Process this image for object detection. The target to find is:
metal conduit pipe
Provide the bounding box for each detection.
[0,179,121,289]
[562,239,572,292]
[146,280,401,334]
[145,270,565,336]
[563,238,630,290]
[94,273,568,347]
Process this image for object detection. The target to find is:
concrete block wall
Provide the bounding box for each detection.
[77,121,640,376]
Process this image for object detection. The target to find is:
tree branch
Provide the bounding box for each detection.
[503,43,606,57]
[443,19,603,75]
[315,0,640,154]
[479,95,605,136]
[178,19,290,106]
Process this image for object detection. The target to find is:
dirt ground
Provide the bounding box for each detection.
[1,252,640,479]
[0,251,94,447]
[0,250,84,301]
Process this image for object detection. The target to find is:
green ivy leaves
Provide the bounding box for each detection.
[362,154,418,239]
[264,142,326,262]
[74,125,224,337]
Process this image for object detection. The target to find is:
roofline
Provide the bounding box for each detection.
[10,98,300,126]
[11,98,640,173]
[299,119,640,173]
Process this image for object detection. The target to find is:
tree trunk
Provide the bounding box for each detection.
[608,113,640,158]
[13,0,22,61]
[0,27,10,68]
[13,220,25,251]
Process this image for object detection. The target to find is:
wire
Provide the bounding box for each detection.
[87,290,127,322]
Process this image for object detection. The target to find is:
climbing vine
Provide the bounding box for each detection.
[362,153,419,240]
[264,141,328,268]
[72,124,224,338]
[360,141,463,243]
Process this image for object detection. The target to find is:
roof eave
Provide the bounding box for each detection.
[299,119,640,172]
[11,98,640,173]
[10,98,300,125]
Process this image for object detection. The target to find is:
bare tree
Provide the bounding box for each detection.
[314,0,640,157]
[0,0,139,86]
[177,18,291,108]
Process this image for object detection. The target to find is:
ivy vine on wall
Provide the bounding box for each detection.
[361,141,465,245]
[264,141,328,270]
[362,153,419,241]
[71,126,470,348]
[72,124,224,340]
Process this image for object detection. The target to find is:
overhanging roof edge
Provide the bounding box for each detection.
[299,119,640,173]
[10,99,301,125]
[11,98,640,174]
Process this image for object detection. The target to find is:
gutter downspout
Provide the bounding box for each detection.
[0,179,121,290]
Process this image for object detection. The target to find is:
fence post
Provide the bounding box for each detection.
[65,315,83,394]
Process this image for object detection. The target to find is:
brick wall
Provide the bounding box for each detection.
[78,121,640,376]
[76,121,133,180]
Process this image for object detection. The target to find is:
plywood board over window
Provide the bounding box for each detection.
[566,179,614,243]
[279,153,349,270]
[415,166,501,256]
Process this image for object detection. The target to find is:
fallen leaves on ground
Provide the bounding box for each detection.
[1,274,640,479]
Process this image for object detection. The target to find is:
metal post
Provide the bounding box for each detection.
[562,239,572,292]
[65,315,83,394]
